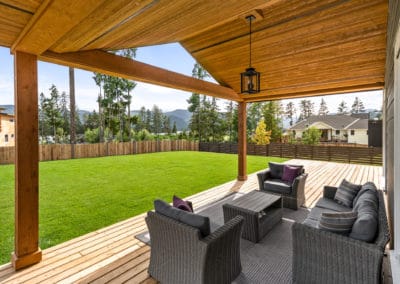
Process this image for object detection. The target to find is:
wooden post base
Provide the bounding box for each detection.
[11,249,42,270]
[237,175,248,181]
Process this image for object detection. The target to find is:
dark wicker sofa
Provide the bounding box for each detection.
[257,162,308,210]
[145,204,244,284]
[292,182,390,284]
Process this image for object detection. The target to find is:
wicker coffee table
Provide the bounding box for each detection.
[223,190,282,243]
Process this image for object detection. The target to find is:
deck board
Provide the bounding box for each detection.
[0,159,383,283]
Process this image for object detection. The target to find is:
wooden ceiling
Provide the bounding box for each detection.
[0,0,388,102]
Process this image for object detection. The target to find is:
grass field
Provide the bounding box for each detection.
[0,151,286,264]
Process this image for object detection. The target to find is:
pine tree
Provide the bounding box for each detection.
[337,100,349,114]
[225,101,235,142]
[351,97,366,113]
[42,84,63,142]
[247,102,264,134]
[263,101,282,142]
[318,98,329,115]
[298,99,314,121]
[172,121,177,133]
[152,105,163,135]
[93,48,137,141]
[187,63,210,141]
[285,102,296,126]
[69,67,76,154]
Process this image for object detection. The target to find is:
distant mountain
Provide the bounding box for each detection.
[165,109,191,123]
[77,109,91,122]
[130,108,191,131]
[165,109,191,130]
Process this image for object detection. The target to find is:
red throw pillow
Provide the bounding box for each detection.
[172,195,193,212]
[281,165,301,183]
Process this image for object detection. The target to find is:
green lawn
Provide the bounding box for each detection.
[0,151,286,264]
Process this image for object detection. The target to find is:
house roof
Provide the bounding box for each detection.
[0,0,387,102]
[345,118,368,129]
[290,114,368,130]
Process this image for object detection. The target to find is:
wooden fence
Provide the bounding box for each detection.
[0,140,198,164]
[199,142,383,165]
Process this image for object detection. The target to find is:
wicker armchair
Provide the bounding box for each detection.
[257,164,308,210]
[145,211,244,284]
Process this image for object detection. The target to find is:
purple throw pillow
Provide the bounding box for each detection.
[281,165,300,183]
[173,195,193,212]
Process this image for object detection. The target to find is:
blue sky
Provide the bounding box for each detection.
[0,44,382,113]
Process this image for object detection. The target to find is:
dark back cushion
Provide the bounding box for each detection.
[353,182,377,207]
[269,163,303,179]
[154,199,210,236]
[349,186,379,242]
[334,179,361,208]
[268,162,284,179]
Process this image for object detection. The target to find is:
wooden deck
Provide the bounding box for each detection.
[0,159,383,283]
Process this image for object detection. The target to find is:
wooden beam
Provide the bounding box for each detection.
[39,50,241,101]
[237,101,247,181]
[242,83,384,102]
[11,0,105,54]
[12,51,41,270]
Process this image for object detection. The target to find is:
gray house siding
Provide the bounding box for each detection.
[384,0,400,249]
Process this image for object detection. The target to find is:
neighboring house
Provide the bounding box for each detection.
[0,113,15,146]
[289,113,370,145]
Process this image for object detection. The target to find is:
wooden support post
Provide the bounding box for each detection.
[12,51,42,270]
[238,101,247,181]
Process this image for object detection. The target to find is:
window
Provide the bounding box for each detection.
[9,119,14,122]
[335,130,340,135]
[11,134,14,138]
[5,134,8,142]
[292,130,296,136]
[350,130,355,136]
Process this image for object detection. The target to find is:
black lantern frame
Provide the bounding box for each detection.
[241,67,260,94]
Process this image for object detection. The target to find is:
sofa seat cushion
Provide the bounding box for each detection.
[302,217,319,228]
[264,179,292,194]
[307,206,337,221]
[315,197,350,212]
[154,199,211,237]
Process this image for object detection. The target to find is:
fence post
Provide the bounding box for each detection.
[311,145,314,160]
[348,148,351,163]
[370,147,373,164]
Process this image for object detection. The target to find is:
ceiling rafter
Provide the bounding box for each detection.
[11,0,107,55]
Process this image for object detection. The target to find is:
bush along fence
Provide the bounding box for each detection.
[0,140,198,164]
[199,142,382,165]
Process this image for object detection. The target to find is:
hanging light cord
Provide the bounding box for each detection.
[249,16,252,68]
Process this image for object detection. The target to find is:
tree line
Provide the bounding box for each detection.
[38,50,376,146]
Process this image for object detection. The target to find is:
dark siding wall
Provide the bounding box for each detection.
[384,0,400,249]
[368,120,383,147]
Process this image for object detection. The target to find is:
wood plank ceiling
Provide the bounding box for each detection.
[0,0,388,102]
